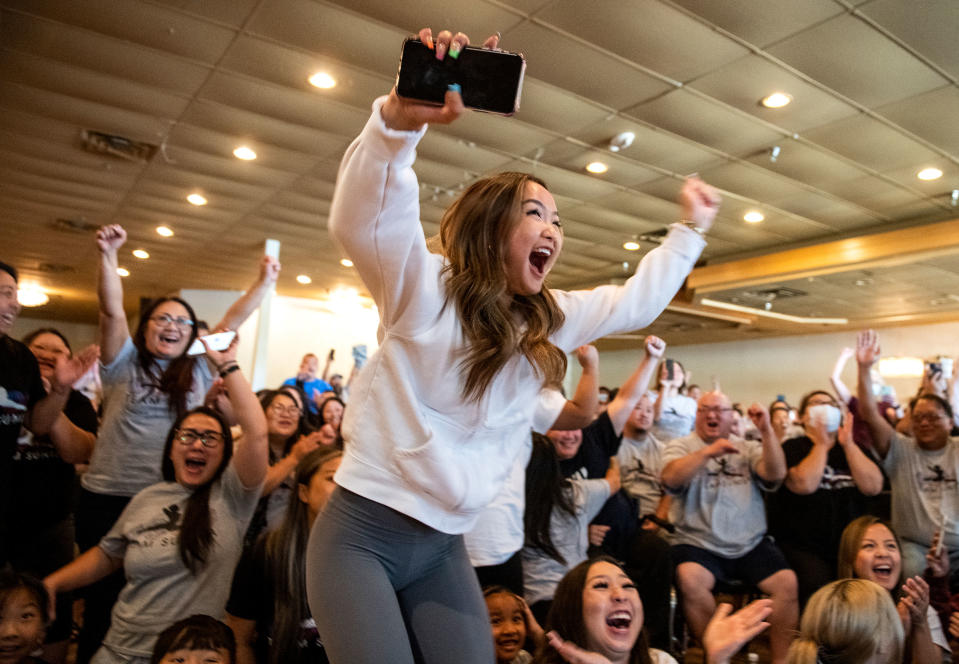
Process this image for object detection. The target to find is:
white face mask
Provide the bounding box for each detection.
[807,404,841,433]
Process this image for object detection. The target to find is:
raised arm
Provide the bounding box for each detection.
[329,30,496,332]
[214,255,280,332]
[549,345,600,430]
[856,329,894,458]
[747,403,786,484]
[26,344,98,438]
[95,225,130,364]
[830,347,854,403]
[836,413,883,496]
[204,336,268,489]
[784,419,833,495]
[607,336,666,435]
[551,178,718,351]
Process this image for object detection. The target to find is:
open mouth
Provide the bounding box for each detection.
[872,564,893,578]
[529,247,552,275]
[606,611,632,631]
[185,458,207,471]
[496,636,520,649]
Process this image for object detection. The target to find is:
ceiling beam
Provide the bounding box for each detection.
[688,217,959,294]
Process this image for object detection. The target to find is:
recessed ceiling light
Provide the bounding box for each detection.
[233,146,257,161]
[309,72,336,89]
[340,258,354,267]
[623,241,640,251]
[187,193,208,206]
[743,211,765,223]
[17,287,49,307]
[761,92,792,108]
[116,267,130,277]
[296,274,312,284]
[156,226,174,237]
[132,249,150,259]
[917,167,943,181]
[586,161,608,174]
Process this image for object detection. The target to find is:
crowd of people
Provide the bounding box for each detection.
[3,24,959,664]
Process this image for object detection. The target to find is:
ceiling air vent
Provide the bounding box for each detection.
[80,129,158,162]
[54,217,99,233]
[37,262,77,274]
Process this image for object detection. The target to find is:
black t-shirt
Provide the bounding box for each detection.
[557,411,637,559]
[10,389,98,530]
[559,411,621,480]
[766,435,877,560]
[0,336,46,562]
[0,336,45,458]
[226,537,329,664]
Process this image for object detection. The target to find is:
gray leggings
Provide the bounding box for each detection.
[306,487,494,664]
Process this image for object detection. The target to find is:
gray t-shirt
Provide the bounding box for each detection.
[883,432,959,551]
[617,432,666,518]
[95,465,262,660]
[83,337,213,496]
[522,478,609,605]
[663,433,777,558]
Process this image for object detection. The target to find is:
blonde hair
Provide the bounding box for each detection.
[438,172,566,402]
[786,579,903,664]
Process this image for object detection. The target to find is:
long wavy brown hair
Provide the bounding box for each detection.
[438,172,566,402]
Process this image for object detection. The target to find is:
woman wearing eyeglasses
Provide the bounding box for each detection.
[75,224,278,664]
[242,390,328,546]
[44,335,268,664]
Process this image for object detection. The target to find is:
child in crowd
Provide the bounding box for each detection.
[0,571,50,664]
[150,615,235,664]
[485,586,544,664]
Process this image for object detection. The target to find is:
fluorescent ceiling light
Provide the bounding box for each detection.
[700,298,848,325]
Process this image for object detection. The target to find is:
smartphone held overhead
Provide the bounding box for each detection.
[395,38,526,116]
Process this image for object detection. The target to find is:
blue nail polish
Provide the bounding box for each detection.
[448,83,461,93]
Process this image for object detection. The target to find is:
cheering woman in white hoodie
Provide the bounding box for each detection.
[306,26,721,664]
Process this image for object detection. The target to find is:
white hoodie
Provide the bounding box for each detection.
[328,97,706,534]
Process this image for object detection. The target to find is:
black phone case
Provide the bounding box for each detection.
[395,38,526,116]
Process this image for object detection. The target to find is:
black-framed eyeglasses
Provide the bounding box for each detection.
[151,314,194,331]
[175,428,224,448]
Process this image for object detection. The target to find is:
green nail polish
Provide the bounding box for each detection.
[449,43,461,59]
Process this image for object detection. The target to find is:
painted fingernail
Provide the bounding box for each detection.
[448,83,461,94]
[449,42,462,59]
[435,42,446,60]
[424,35,434,49]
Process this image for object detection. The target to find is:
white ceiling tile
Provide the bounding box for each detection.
[766,14,948,108]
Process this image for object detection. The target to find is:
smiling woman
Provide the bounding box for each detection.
[306,25,719,664]
[44,335,269,664]
[72,223,280,664]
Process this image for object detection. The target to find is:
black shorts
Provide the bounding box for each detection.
[671,537,790,588]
